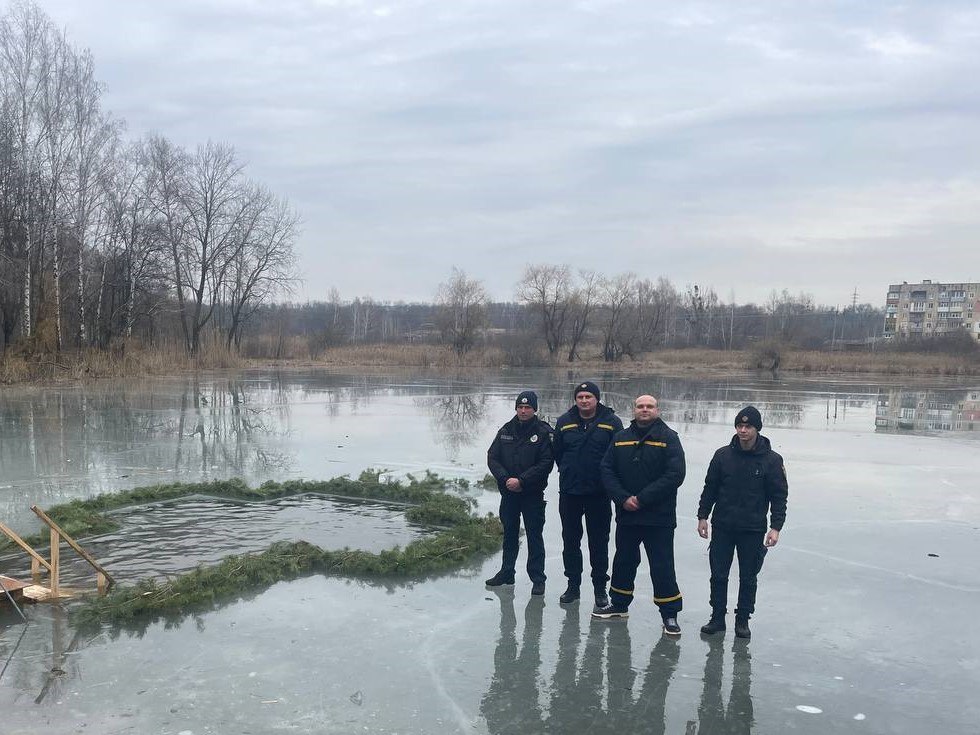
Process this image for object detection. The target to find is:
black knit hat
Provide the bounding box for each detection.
[734,405,763,431]
[515,390,538,411]
[574,381,600,401]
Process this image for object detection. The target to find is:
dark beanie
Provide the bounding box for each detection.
[734,406,763,431]
[574,381,600,401]
[515,390,538,411]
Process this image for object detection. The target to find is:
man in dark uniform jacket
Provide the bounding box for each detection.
[552,381,624,607]
[593,394,686,636]
[697,405,788,640]
[485,390,555,594]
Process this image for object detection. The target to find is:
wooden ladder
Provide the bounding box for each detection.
[0,506,114,601]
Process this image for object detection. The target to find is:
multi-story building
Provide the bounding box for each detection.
[883,280,980,340]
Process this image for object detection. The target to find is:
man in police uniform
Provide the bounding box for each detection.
[697,405,788,639]
[485,390,555,594]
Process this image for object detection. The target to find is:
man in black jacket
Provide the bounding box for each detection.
[485,390,555,595]
[697,406,788,640]
[553,381,624,607]
[593,395,686,636]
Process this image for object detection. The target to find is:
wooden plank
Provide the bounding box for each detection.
[31,505,115,587]
[0,575,31,593]
[50,528,60,597]
[0,520,53,572]
[20,585,75,602]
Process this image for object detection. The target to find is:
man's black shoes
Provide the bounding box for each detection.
[559,584,580,604]
[594,588,609,608]
[591,604,629,620]
[700,614,726,635]
[734,616,751,639]
[485,571,515,587]
[662,617,681,636]
[531,581,545,596]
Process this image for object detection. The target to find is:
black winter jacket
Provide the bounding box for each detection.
[697,434,788,532]
[600,418,686,527]
[487,416,555,495]
[552,404,623,496]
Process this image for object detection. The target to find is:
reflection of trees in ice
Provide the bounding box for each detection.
[170,378,293,475]
[596,376,806,433]
[416,393,487,462]
[0,376,295,491]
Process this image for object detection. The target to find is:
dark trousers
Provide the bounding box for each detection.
[609,525,682,616]
[499,492,546,583]
[709,525,766,617]
[558,493,612,588]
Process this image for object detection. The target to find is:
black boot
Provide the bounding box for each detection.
[734,613,751,639]
[485,571,515,587]
[559,582,580,604]
[593,583,609,608]
[700,611,726,635]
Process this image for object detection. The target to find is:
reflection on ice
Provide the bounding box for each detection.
[876,387,980,433]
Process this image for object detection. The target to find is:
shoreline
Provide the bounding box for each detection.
[1,345,978,386]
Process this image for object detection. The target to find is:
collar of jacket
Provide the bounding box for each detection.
[507,415,541,436]
[628,417,664,435]
[568,403,615,421]
[728,433,771,455]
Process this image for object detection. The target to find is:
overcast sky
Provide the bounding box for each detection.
[27,0,980,306]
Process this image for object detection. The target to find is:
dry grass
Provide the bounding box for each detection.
[783,350,979,375]
[0,341,246,384]
[305,343,512,368]
[3,341,977,384]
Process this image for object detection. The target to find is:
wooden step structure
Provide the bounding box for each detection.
[0,506,114,604]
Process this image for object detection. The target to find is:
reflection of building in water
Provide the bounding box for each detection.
[876,388,980,432]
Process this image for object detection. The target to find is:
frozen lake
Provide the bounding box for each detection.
[1,368,979,733]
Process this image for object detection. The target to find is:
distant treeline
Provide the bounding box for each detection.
[240,266,895,363]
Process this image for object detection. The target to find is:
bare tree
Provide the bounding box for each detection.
[566,269,600,362]
[1,1,54,340]
[224,187,298,349]
[516,263,572,358]
[436,267,488,358]
[598,272,636,362]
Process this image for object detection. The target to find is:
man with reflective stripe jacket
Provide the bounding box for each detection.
[593,394,686,636]
[552,380,623,607]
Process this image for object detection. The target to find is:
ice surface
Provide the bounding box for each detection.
[2,369,978,733]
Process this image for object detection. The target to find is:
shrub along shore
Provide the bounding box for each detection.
[4,471,502,627]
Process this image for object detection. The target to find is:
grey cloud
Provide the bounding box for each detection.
[31,0,980,306]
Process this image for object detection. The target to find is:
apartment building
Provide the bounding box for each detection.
[883,280,980,340]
